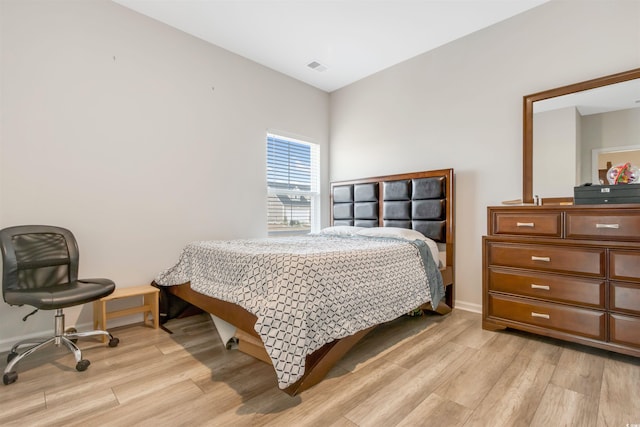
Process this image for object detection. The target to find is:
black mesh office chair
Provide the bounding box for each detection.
[0,225,119,385]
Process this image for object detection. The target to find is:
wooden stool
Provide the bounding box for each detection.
[93,285,160,342]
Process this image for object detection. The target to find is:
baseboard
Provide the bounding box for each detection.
[453,300,482,314]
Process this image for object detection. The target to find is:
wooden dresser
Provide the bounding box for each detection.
[483,205,640,357]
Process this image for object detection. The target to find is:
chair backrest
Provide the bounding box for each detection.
[0,226,79,300]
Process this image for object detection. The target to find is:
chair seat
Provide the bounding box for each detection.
[4,279,115,310]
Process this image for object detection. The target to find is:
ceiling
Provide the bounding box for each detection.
[113,0,549,93]
[534,78,640,116]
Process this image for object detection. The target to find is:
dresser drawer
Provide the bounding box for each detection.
[488,294,605,340]
[610,250,640,283]
[610,281,640,315]
[487,242,605,277]
[491,212,561,237]
[566,212,640,241]
[488,268,605,308]
[610,313,640,348]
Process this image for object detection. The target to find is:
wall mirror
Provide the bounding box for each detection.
[523,68,640,204]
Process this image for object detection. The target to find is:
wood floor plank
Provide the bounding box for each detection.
[0,391,46,424]
[145,392,260,427]
[344,341,474,426]
[328,417,359,427]
[67,379,205,427]
[514,332,564,365]
[530,383,598,427]
[10,387,118,427]
[257,354,409,426]
[449,315,497,350]
[45,341,214,409]
[462,353,556,426]
[194,357,279,409]
[379,311,477,370]
[1,311,639,426]
[396,393,472,427]
[550,344,605,397]
[432,331,526,409]
[112,362,206,404]
[334,311,443,373]
[597,353,640,426]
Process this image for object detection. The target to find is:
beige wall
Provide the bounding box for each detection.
[329,0,640,312]
[0,0,329,347]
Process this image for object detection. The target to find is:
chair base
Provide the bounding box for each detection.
[3,308,119,385]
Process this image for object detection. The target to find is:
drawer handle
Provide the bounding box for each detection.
[595,223,619,229]
[531,312,550,319]
[531,256,551,262]
[516,222,534,227]
[531,284,550,290]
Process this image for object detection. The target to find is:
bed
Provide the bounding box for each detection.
[154,168,455,396]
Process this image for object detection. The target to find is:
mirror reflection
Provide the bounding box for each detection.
[532,78,640,198]
[592,145,640,184]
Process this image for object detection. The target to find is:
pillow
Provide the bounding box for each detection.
[357,227,440,266]
[357,226,424,241]
[317,225,365,236]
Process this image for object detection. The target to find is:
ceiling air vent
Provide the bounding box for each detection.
[307,61,328,72]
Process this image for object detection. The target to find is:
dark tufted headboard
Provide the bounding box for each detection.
[331,169,453,243]
[330,169,455,307]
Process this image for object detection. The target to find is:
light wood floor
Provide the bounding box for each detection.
[1,309,639,426]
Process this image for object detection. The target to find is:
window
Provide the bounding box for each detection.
[267,133,320,236]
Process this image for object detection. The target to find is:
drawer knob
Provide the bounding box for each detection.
[531,284,550,290]
[531,312,550,319]
[531,256,551,262]
[516,222,535,227]
[595,223,619,229]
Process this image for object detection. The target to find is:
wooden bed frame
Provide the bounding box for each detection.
[164,168,455,396]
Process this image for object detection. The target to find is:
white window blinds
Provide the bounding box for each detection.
[267,133,320,236]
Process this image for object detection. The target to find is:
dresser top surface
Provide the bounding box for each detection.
[489,204,640,211]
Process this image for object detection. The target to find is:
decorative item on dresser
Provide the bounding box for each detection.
[483,205,640,357]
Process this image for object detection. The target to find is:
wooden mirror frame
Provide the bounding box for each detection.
[523,67,640,204]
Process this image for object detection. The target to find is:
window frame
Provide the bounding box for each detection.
[266,132,320,236]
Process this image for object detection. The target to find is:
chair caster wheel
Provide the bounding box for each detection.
[66,327,78,344]
[6,352,18,364]
[3,371,18,385]
[76,359,90,372]
[108,337,119,347]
